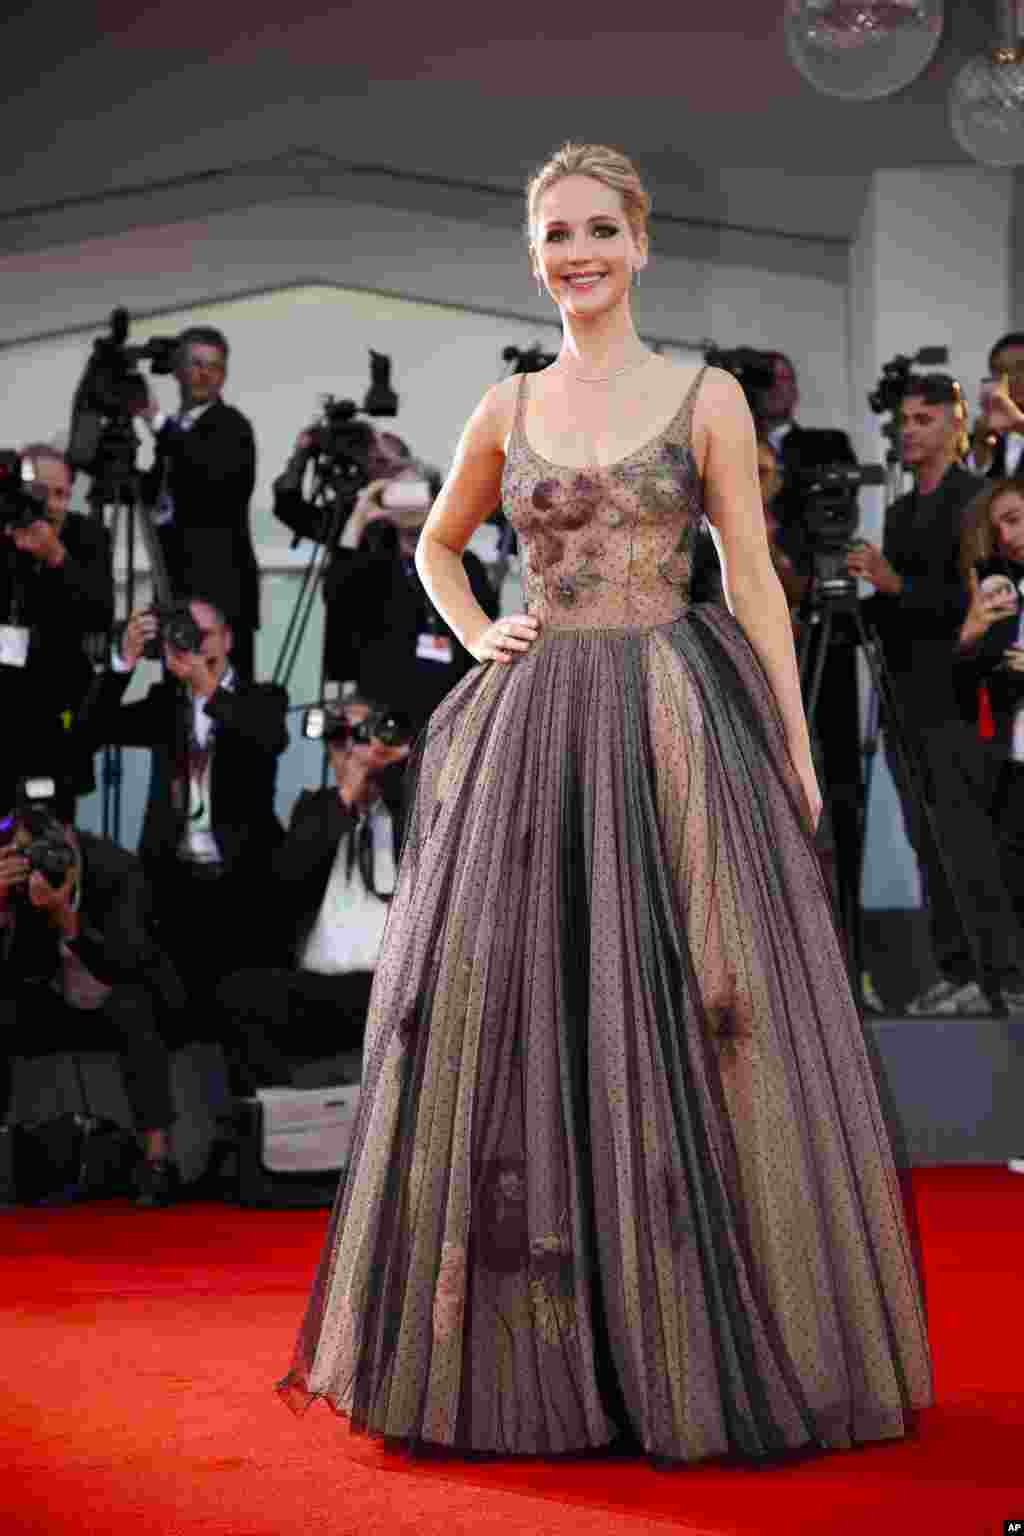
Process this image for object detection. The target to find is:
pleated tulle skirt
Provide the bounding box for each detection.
[278,603,932,1464]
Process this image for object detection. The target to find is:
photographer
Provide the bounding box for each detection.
[0,446,113,816]
[957,479,1024,948]
[0,801,183,1206]
[79,596,288,1007]
[755,352,858,560]
[215,697,411,1094]
[756,435,808,612]
[139,328,259,679]
[850,375,1024,1016]
[749,354,862,968]
[289,439,498,734]
[969,331,1024,481]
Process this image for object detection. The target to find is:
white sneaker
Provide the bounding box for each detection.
[906,978,991,1016]
[1008,1158,1024,1175]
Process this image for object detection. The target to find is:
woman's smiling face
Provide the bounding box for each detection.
[532,174,646,317]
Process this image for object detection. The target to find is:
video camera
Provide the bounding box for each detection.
[502,344,558,376]
[289,351,400,546]
[0,452,49,532]
[798,462,886,602]
[703,346,777,410]
[868,346,950,468]
[66,307,180,487]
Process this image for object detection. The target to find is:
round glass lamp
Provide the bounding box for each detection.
[950,47,1024,166]
[785,1,945,101]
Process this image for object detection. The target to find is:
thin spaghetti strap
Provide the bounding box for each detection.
[512,371,530,438]
[681,363,708,448]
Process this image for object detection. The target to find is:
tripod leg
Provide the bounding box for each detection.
[854,613,988,989]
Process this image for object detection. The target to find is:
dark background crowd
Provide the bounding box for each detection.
[4,323,1024,1205]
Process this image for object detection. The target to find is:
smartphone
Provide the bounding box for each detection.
[977,572,1018,606]
[379,479,432,512]
[979,375,1004,412]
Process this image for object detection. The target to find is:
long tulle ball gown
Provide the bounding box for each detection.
[279,366,932,1464]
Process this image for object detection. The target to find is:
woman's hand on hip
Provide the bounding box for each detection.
[468,613,541,665]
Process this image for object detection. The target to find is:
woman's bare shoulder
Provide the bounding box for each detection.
[466,374,521,453]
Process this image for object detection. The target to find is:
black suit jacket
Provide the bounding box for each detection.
[0,513,113,798]
[1,831,185,1014]
[144,400,259,630]
[323,531,499,732]
[81,669,288,876]
[270,783,405,965]
[863,463,982,727]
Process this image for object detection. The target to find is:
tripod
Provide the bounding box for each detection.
[85,437,173,845]
[798,583,985,999]
[271,462,362,787]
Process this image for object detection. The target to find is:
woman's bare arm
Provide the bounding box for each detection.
[415,380,539,663]
[697,368,821,826]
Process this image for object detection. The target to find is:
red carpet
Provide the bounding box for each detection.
[1,1167,1020,1536]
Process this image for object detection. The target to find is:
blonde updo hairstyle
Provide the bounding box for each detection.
[526,143,651,259]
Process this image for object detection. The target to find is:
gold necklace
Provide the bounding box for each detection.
[558,352,656,385]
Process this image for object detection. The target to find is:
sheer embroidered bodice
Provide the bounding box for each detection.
[502,367,706,630]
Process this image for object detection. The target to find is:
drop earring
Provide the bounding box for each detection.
[632,268,640,289]
[535,275,544,297]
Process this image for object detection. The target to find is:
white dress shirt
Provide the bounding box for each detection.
[300,802,396,975]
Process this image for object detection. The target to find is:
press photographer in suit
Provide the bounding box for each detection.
[139,328,259,678]
[752,353,863,968]
[80,596,288,1009]
[0,803,184,1206]
[757,353,859,559]
[0,446,113,817]
[850,375,1024,1016]
[275,436,499,734]
[216,697,411,1094]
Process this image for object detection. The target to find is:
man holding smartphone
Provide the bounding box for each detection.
[316,444,499,734]
[848,374,1024,1016]
[971,331,1024,480]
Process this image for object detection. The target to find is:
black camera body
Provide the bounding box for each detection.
[303,703,415,750]
[798,463,886,602]
[141,601,204,661]
[23,818,77,889]
[0,794,77,891]
[0,451,50,532]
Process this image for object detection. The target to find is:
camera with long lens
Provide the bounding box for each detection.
[140,600,204,661]
[0,451,49,532]
[703,346,777,410]
[798,463,886,602]
[66,307,179,490]
[302,703,415,750]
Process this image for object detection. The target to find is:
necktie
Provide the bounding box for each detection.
[154,412,192,527]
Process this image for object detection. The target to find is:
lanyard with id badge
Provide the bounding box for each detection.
[0,621,30,669]
[415,606,453,666]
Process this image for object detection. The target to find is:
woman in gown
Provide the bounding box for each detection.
[279,142,932,1464]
